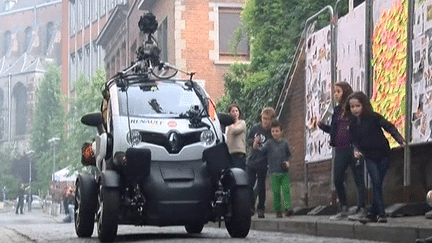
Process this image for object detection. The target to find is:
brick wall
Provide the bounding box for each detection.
[278,46,334,208]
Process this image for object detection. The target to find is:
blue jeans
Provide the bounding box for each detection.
[333,147,365,209]
[230,153,246,170]
[365,156,390,217]
[246,166,267,211]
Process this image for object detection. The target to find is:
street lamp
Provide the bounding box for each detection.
[26,150,34,211]
[48,137,60,181]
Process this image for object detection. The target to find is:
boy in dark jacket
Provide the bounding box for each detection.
[246,107,275,218]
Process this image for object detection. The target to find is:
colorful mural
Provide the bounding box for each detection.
[371,0,408,147]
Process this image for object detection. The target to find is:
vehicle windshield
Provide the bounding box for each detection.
[118,81,204,118]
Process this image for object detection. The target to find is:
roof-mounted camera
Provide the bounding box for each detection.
[110,12,194,88]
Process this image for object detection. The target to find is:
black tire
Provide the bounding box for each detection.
[225,186,252,238]
[74,173,98,238]
[185,223,204,234]
[97,185,119,242]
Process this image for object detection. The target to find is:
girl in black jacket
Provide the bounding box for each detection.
[318,82,365,221]
[345,91,406,223]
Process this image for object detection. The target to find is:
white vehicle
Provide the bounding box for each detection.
[75,13,252,242]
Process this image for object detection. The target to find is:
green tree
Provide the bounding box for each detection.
[0,143,21,198]
[219,0,340,126]
[61,69,106,171]
[30,64,64,193]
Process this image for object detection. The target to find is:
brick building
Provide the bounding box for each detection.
[93,0,247,101]
[0,0,62,154]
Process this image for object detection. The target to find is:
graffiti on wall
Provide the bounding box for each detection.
[412,0,432,143]
[305,25,332,163]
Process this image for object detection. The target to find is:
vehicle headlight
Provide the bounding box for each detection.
[200,130,215,146]
[427,190,432,207]
[126,130,142,146]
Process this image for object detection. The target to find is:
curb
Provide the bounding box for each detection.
[207,214,432,242]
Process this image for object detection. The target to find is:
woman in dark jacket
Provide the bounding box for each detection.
[345,92,406,223]
[318,82,365,220]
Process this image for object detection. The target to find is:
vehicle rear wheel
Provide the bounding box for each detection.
[74,173,97,237]
[97,185,119,242]
[225,186,252,238]
[185,223,204,234]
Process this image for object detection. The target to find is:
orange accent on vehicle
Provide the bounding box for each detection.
[83,145,93,159]
[208,99,216,121]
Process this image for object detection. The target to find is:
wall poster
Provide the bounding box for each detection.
[337,2,367,92]
[411,0,432,143]
[305,25,332,163]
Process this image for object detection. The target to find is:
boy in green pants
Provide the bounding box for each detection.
[253,120,292,218]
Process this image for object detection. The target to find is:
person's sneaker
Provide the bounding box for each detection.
[63,214,72,223]
[350,214,377,224]
[348,207,367,218]
[276,211,283,218]
[377,215,387,223]
[257,209,265,218]
[329,212,348,221]
[285,209,294,217]
[329,206,348,221]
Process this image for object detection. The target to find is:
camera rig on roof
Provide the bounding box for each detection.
[115,12,194,80]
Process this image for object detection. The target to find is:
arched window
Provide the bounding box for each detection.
[4,0,10,11]
[12,83,27,136]
[45,22,55,55]
[3,31,11,56]
[23,27,32,53]
[0,89,4,139]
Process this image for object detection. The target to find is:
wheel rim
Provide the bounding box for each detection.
[97,185,103,234]
[75,183,81,227]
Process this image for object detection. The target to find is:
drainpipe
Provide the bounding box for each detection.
[8,73,11,143]
[404,0,413,203]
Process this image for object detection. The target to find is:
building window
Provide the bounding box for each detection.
[23,27,32,53]
[85,44,90,77]
[85,0,90,26]
[100,0,107,16]
[13,83,27,136]
[4,0,11,11]
[45,22,55,55]
[92,0,97,21]
[70,53,76,88]
[3,31,11,56]
[70,1,76,35]
[157,17,168,62]
[218,7,249,60]
[78,0,83,29]
[78,48,83,75]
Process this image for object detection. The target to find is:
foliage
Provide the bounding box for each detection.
[30,64,64,193]
[371,0,407,146]
[218,0,336,126]
[61,69,106,171]
[0,143,21,198]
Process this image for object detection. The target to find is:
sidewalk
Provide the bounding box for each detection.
[243,213,432,243]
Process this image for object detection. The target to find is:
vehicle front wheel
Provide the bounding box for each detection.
[225,186,252,238]
[74,173,97,238]
[97,185,119,242]
[185,223,204,234]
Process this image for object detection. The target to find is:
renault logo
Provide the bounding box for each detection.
[168,132,181,153]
